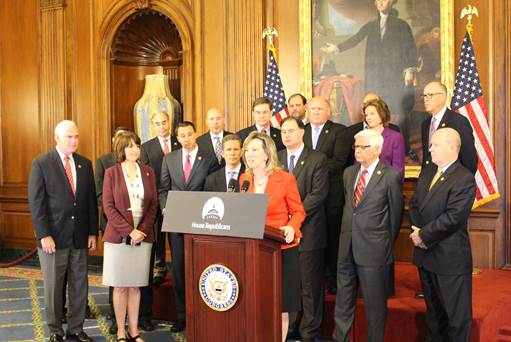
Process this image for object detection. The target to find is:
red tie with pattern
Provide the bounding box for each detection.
[354,169,367,206]
[163,138,170,155]
[64,156,76,195]
[184,154,191,183]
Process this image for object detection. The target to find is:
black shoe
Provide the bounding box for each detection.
[170,320,185,333]
[65,331,93,342]
[153,276,165,286]
[85,305,95,319]
[138,319,155,331]
[48,334,64,342]
[127,331,143,342]
[302,338,316,342]
[109,320,118,335]
[415,291,425,299]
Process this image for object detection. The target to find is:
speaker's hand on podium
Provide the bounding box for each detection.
[280,226,295,244]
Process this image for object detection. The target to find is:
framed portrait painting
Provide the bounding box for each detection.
[299,0,454,177]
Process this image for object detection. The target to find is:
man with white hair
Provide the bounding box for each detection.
[410,128,476,341]
[28,120,98,342]
[333,128,403,342]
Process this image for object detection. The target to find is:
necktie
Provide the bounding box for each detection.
[214,135,222,163]
[64,156,76,195]
[312,126,321,150]
[228,171,237,182]
[354,169,368,206]
[428,116,437,145]
[429,169,442,190]
[288,154,295,173]
[163,138,170,155]
[184,154,191,183]
[380,17,386,39]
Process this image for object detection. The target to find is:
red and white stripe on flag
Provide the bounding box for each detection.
[451,32,499,208]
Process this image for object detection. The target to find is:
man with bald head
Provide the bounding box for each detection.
[410,128,476,342]
[421,81,477,174]
[29,120,98,342]
[304,96,350,293]
[196,107,233,167]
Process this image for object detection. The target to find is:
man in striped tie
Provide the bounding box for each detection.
[333,129,403,342]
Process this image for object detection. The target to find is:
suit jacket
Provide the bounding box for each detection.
[409,161,476,275]
[304,120,350,208]
[345,122,401,167]
[95,152,116,232]
[28,149,99,249]
[204,164,245,192]
[337,13,416,114]
[278,147,329,251]
[140,135,181,189]
[239,170,306,249]
[237,125,285,151]
[421,108,478,174]
[158,147,219,209]
[339,160,403,266]
[102,163,158,243]
[196,130,234,167]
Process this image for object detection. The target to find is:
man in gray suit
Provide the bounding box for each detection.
[28,120,98,342]
[333,129,403,342]
[278,117,328,342]
[158,121,218,333]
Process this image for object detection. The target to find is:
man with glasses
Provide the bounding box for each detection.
[333,129,403,342]
[421,81,477,174]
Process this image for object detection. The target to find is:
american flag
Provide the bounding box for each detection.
[263,48,288,127]
[451,32,499,208]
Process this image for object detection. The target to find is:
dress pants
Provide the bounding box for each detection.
[333,248,387,342]
[153,216,170,279]
[38,247,88,336]
[169,232,186,321]
[418,267,472,342]
[138,231,156,322]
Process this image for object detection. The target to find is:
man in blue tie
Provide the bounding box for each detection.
[196,108,233,167]
[204,134,245,192]
[304,96,351,294]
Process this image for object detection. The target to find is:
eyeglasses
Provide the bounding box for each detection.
[352,144,372,151]
[421,93,443,99]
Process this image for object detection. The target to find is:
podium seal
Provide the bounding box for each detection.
[199,264,239,311]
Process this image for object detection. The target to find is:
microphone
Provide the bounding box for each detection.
[241,180,250,193]
[227,178,237,192]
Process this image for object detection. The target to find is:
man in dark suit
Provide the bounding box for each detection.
[28,120,98,342]
[237,97,285,151]
[279,117,328,342]
[410,128,476,342]
[196,107,233,167]
[288,93,308,124]
[94,126,127,333]
[334,129,403,342]
[158,121,218,332]
[321,0,416,135]
[138,111,181,330]
[140,111,180,287]
[304,96,351,293]
[204,134,244,192]
[421,81,478,174]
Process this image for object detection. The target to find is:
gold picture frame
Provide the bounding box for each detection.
[299,0,454,178]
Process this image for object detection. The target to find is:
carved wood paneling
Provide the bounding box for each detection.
[39,1,67,151]
[225,0,265,131]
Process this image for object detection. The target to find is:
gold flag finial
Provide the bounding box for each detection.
[262,27,278,48]
[460,5,479,38]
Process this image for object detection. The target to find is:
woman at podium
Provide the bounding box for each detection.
[240,131,306,342]
[102,131,158,342]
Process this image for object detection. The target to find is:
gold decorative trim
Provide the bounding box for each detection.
[299,0,455,179]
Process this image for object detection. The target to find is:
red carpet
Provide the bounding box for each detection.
[320,262,511,341]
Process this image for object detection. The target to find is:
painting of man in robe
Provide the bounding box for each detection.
[314,0,441,165]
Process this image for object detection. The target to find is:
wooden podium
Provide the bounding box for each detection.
[161,191,285,341]
[184,226,285,342]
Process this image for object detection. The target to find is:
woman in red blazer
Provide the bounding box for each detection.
[240,131,306,342]
[102,131,157,342]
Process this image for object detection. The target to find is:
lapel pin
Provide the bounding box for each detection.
[146,172,150,176]
[78,164,82,168]
[325,130,329,134]
[425,160,430,164]
[198,156,202,160]
[273,134,277,138]
[377,170,382,175]
[173,142,178,146]
[300,161,304,165]
[441,123,446,127]
[440,177,445,181]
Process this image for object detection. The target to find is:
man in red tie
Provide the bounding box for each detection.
[333,129,403,342]
[28,120,98,342]
[158,121,218,333]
